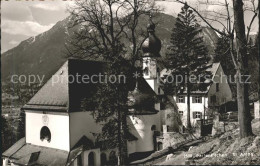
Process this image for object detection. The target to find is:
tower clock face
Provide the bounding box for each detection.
[42,115,49,125]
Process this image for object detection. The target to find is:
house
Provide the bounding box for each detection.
[173,91,208,126]
[2,19,180,166]
[164,62,233,127]
[207,63,233,112]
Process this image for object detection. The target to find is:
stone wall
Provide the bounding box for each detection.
[212,112,238,136]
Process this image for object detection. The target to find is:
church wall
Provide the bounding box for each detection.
[69,111,102,149]
[146,79,159,94]
[25,111,70,151]
[127,140,136,154]
[128,113,160,153]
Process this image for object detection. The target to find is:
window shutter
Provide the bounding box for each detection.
[192,97,195,103]
[193,112,196,119]
[176,96,179,103]
[199,112,202,119]
[183,96,186,103]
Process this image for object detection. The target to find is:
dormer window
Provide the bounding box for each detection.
[40,126,51,142]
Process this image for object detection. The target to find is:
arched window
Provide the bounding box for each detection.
[77,154,82,166]
[100,153,107,166]
[88,152,95,166]
[157,142,163,151]
[108,151,117,165]
[151,125,156,131]
[40,126,51,142]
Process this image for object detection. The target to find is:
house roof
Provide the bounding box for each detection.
[2,137,26,158]
[206,62,220,78]
[3,138,69,166]
[23,59,105,112]
[26,61,69,109]
[3,136,98,166]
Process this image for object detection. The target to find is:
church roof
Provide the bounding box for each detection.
[3,138,69,166]
[23,59,105,112]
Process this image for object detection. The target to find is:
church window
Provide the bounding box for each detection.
[101,153,107,166]
[77,154,82,166]
[88,152,95,166]
[40,126,51,142]
[108,151,117,165]
[157,142,163,151]
[151,125,156,131]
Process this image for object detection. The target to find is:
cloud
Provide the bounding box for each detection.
[9,40,19,45]
[1,1,34,21]
[31,4,63,11]
[2,19,54,37]
[30,1,75,11]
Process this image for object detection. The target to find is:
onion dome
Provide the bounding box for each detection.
[127,78,158,115]
[141,16,162,57]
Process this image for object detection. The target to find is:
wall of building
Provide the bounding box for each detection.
[69,111,102,149]
[208,65,232,107]
[174,96,208,126]
[128,113,161,153]
[71,148,101,166]
[127,141,137,155]
[25,111,70,151]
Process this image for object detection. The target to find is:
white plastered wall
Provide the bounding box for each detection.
[25,111,70,151]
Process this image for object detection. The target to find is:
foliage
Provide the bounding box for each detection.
[17,110,26,140]
[1,116,15,152]
[67,0,158,164]
[213,32,236,77]
[164,3,211,128]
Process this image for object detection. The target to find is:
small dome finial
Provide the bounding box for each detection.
[141,13,161,58]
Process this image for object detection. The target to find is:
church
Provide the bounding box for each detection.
[2,20,181,166]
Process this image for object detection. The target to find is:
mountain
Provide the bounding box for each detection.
[1,13,219,84]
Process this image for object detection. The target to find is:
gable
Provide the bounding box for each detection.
[23,59,105,112]
[24,61,69,112]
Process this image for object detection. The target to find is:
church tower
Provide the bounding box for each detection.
[142,16,162,95]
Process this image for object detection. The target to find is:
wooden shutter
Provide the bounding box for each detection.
[192,97,195,103]
[193,112,196,119]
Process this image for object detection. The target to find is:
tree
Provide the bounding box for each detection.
[1,116,13,152]
[173,0,258,138]
[67,0,158,164]
[214,31,236,77]
[233,0,253,137]
[17,110,25,140]
[165,3,211,129]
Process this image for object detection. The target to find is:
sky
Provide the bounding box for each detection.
[1,0,259,53]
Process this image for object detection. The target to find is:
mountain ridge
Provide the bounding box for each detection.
[1,13,219,84]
